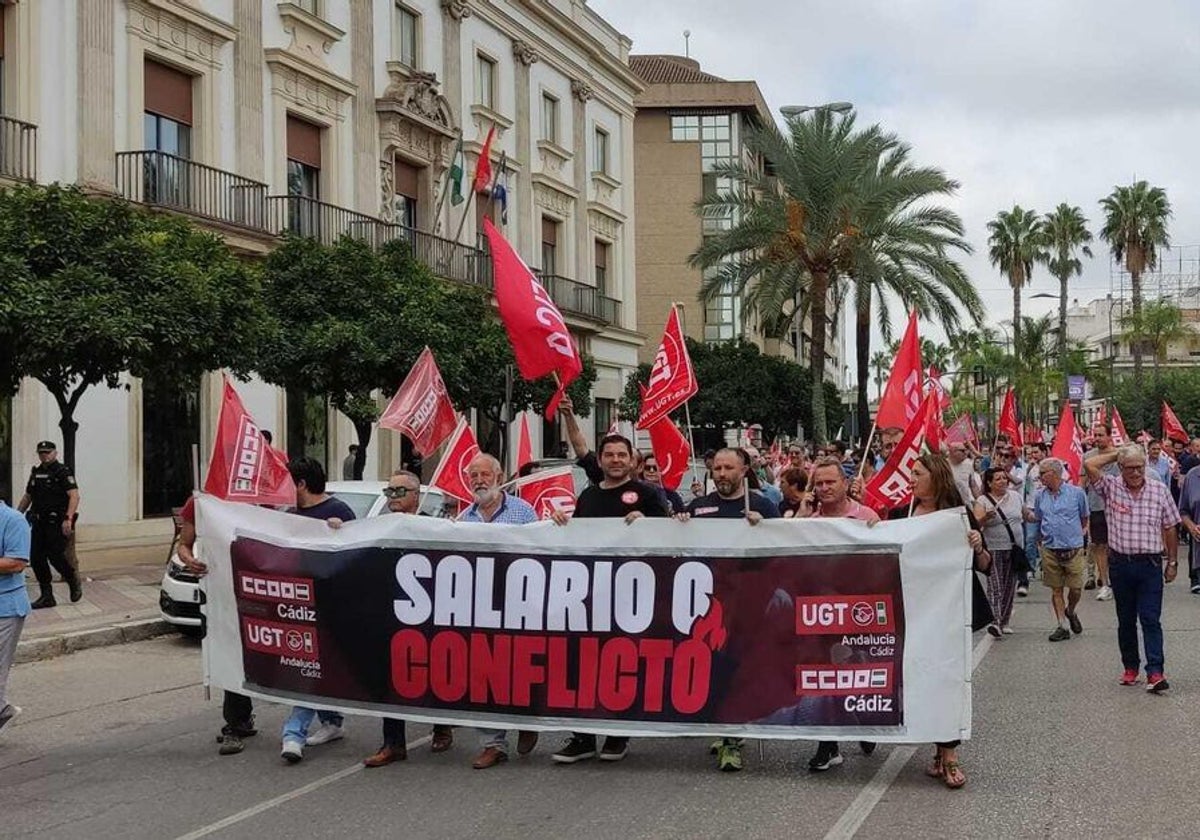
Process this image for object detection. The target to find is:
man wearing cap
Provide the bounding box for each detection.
[16,442,82,608]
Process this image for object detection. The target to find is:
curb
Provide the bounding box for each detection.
[15,619,180,665]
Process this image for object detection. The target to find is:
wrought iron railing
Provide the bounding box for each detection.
[115,151,268,231]
[266,194,399,247]
[536,272,621,325]
[385,224,491,289]
[0,115,37,183]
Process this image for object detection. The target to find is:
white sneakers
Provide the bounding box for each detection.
[1096,585,1114,601]
[281,736,305,763]
[306,723,345,746]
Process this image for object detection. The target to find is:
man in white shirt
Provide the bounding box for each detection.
[948,443,980,506]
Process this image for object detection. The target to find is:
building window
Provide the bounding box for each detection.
[701,173,735,233]
[142,376,200,518]
[594,239,609,295]
[286,389,328,471]
[394,158,420,229]
[294,0,320,15]
[475,53,496,110]
[541,93,559,144]
[593,126,609,175]
[286,115,322,234]
[541,217,559,275]
[143,60,194,206]
[670,115,700,141]
[395,4,419,68]
[703,254,741,343]
[594,398,614,451]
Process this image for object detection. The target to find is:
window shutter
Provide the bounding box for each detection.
[286,115,322,169]
[542,217,558,246]
[594,240,607,269]
[144,59,194,125]
[394,159,420,199]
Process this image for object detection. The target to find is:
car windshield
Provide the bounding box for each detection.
[329,491,378,520]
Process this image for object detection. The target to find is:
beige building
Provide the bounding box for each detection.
[0,0,642,556]
[629,53,844,386]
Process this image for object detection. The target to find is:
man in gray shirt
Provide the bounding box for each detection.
[1082,425,1119,600]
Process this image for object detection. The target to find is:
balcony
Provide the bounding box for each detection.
[116,151,269,232]
[265,194,399,247]
[0,115,37,183]
[536,272,622,326]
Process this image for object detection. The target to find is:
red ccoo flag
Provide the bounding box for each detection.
[1162,401,1189,443]
[1110,404,1130,446]
[514,413,533,473]
[511,467,576,520]
[471,124,496,193]
[924,391,946,452]
[637,306,699,429]
[379,346,459,456]
[483,218,582,417]
[647,415,692,492]
[1049,403,1084,483]
[204,377,295,506]
[875,311,923,431]
[946,413,975,446]
[429,419,480,504]
[998,388,1022,446]
[863,390,938,511]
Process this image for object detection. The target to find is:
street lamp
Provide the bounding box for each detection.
[780,102,853,118]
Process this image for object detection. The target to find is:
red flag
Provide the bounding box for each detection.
[514,413,533,472]
[483,219,582,417]
[1110,405,1129,446]
[998,388,1022,446]
[1162,401,1189,443]
[1137,429,1153,445]
[204,378,295,506]
[1023,423,1044,444]
[379,346,458,456]
[946,413,975,445]
[863,390,936,511]
[647,416,692,492]
[927,365,951,410]
[637,307,699,429]
[429,419,480,504]
[1096,402,1107,428]
[1049,403,1084,483]
[512,468,576,520]
[875,312,923,430]
[924,391,945,453]
[472,124,496,193]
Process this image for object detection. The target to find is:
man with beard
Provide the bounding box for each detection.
[550,434,669,764]
[455,454,540,769]
[362,470,454,768]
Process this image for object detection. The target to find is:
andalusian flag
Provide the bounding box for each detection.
[448,135,465,206]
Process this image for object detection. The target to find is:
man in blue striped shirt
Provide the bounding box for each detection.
[0,499,32,733]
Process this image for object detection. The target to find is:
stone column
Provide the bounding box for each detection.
[570,79,593,284]
[77,0,115,191]
[233,0,264,181]
[350,0,377,216]
[512,41,537,257]
[440,1,470,117]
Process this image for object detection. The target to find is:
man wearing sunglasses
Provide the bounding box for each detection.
[363,470,454,767]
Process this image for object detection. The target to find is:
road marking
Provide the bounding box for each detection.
[173,734,432,840]
[822,635,994,840]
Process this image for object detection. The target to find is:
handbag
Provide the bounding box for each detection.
[985,492,1031,576]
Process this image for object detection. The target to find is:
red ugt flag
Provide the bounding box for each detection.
[512,468,576,520]
[1162,401,1189,443]
[514,413,534,473]
[379,347,458,456]
[863,390,936,511]
[637,306,699,429]
[483,218,582,417]
[998,388,1022,446]
[204,378,295,506]
[1050,403,1084,483]
[647,415,692,492]
[1110,404,1130,446]
[875,311,923,430]
[429,419,480,504]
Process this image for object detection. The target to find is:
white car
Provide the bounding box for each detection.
[159,481,450,635]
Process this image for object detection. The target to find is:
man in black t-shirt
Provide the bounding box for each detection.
[550,433,667,764]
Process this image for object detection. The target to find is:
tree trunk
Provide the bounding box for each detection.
[1011,278,1022,354]
[1058,270,1069,404]
[1131,267,1144,386]
[855,302,872,446]
[809,271,830,443]
[48,383,86,473]
[352,419,372,480]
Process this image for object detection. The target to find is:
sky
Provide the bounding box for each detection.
[590,0,1200,374]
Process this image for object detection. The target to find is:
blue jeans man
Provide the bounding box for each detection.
[280,707,344,762]
[1108,555,1165,679]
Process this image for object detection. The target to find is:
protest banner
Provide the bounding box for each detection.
[197,500,974,743]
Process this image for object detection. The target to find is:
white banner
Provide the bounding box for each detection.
[197,498,973,742]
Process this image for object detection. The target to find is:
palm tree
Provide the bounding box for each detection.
[1100,181,1172,381]
[987,206,1045,352]
[870,350,890,401]
[1041,204,1092,401]
[1120,300,1191,379]
[920,338,954,372]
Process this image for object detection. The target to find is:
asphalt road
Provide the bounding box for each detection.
[5,576,1200,840]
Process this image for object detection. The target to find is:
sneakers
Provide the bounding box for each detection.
[552,734,597,764]
[716,739,743,772]
[1119,669,1139,686]
[1096,585,1113,601]
[281,737,305,763]
[1190,583,1200,595]
[599,736,629,762]
[0,703,21,732]
[1016,584,1029,598]
[860,741,877,756]
[1001,626,1015,635]
[1065,610,1083,635]
[986,622,1002,638]
[217,733,245,755]
[808,742,843,772]
[305,723,345,746]
[1147,673,1170,694]
[1048,627,1071,642]
[30,594,56,609]
[1084,577,1096,591]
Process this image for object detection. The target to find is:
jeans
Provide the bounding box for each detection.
[1023,523,1040,573]
[0,615,25,708]
[1109,557,1165,675]
[479,729,509,753]
[282,707,344,742]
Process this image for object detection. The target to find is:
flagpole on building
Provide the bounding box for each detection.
[431,128,463,235]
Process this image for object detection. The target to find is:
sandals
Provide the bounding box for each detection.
[941,759,966,789]
[925,750,943,778]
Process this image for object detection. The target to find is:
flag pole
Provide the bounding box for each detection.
[673,302,702,489]
[856,420,878,481]
[452,184,477,246]
[431,128,463,236]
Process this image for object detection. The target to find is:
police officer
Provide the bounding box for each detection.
[16,442,82,608]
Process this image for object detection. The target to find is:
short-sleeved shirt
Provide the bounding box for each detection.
[460,493,538,524]
[686,491,779,520]
[976,490,1025,550]
[291,496,357,522]
[811,499,879,524]
[0,501,32,618]
[575,480,669,519]
[1032,483,1089,550]
[1146,456,1171,485]
[1083,448,1119,511]
[26,460,77,513]
[1094,474,1181,554]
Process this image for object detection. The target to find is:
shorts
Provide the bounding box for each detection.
[1088,511,1108,546]
[1041,546,1084,590]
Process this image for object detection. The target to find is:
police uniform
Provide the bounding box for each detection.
[25,443,82,607]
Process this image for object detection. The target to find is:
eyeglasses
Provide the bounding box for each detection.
[643,464,659,472]
[382,486,418,499]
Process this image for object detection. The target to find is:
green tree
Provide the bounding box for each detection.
[0,184,263,469]
[920,338,953,373]
[987,205,1045,353]
[1099,370,1200,440]
[1100,180,1172,384]
[690,110,895,442]
[1041,203,1093,401]
[1119,300,1192,379]
[870,350,890,400]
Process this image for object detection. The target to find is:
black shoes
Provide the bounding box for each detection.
[552,734,597,763]
[1066,610,1083,635]
[1049,627,1071,642]
[808,741,843,771]
[30,594,56,609]
[68,576,83,603]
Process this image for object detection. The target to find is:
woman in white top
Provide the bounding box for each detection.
[973,467,1024,637]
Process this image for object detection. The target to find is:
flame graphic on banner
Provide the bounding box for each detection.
[689,597,727,652]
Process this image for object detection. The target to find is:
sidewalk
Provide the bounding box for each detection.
[15,562,179,664]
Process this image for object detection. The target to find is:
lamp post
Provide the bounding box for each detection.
[780,102,854,118]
